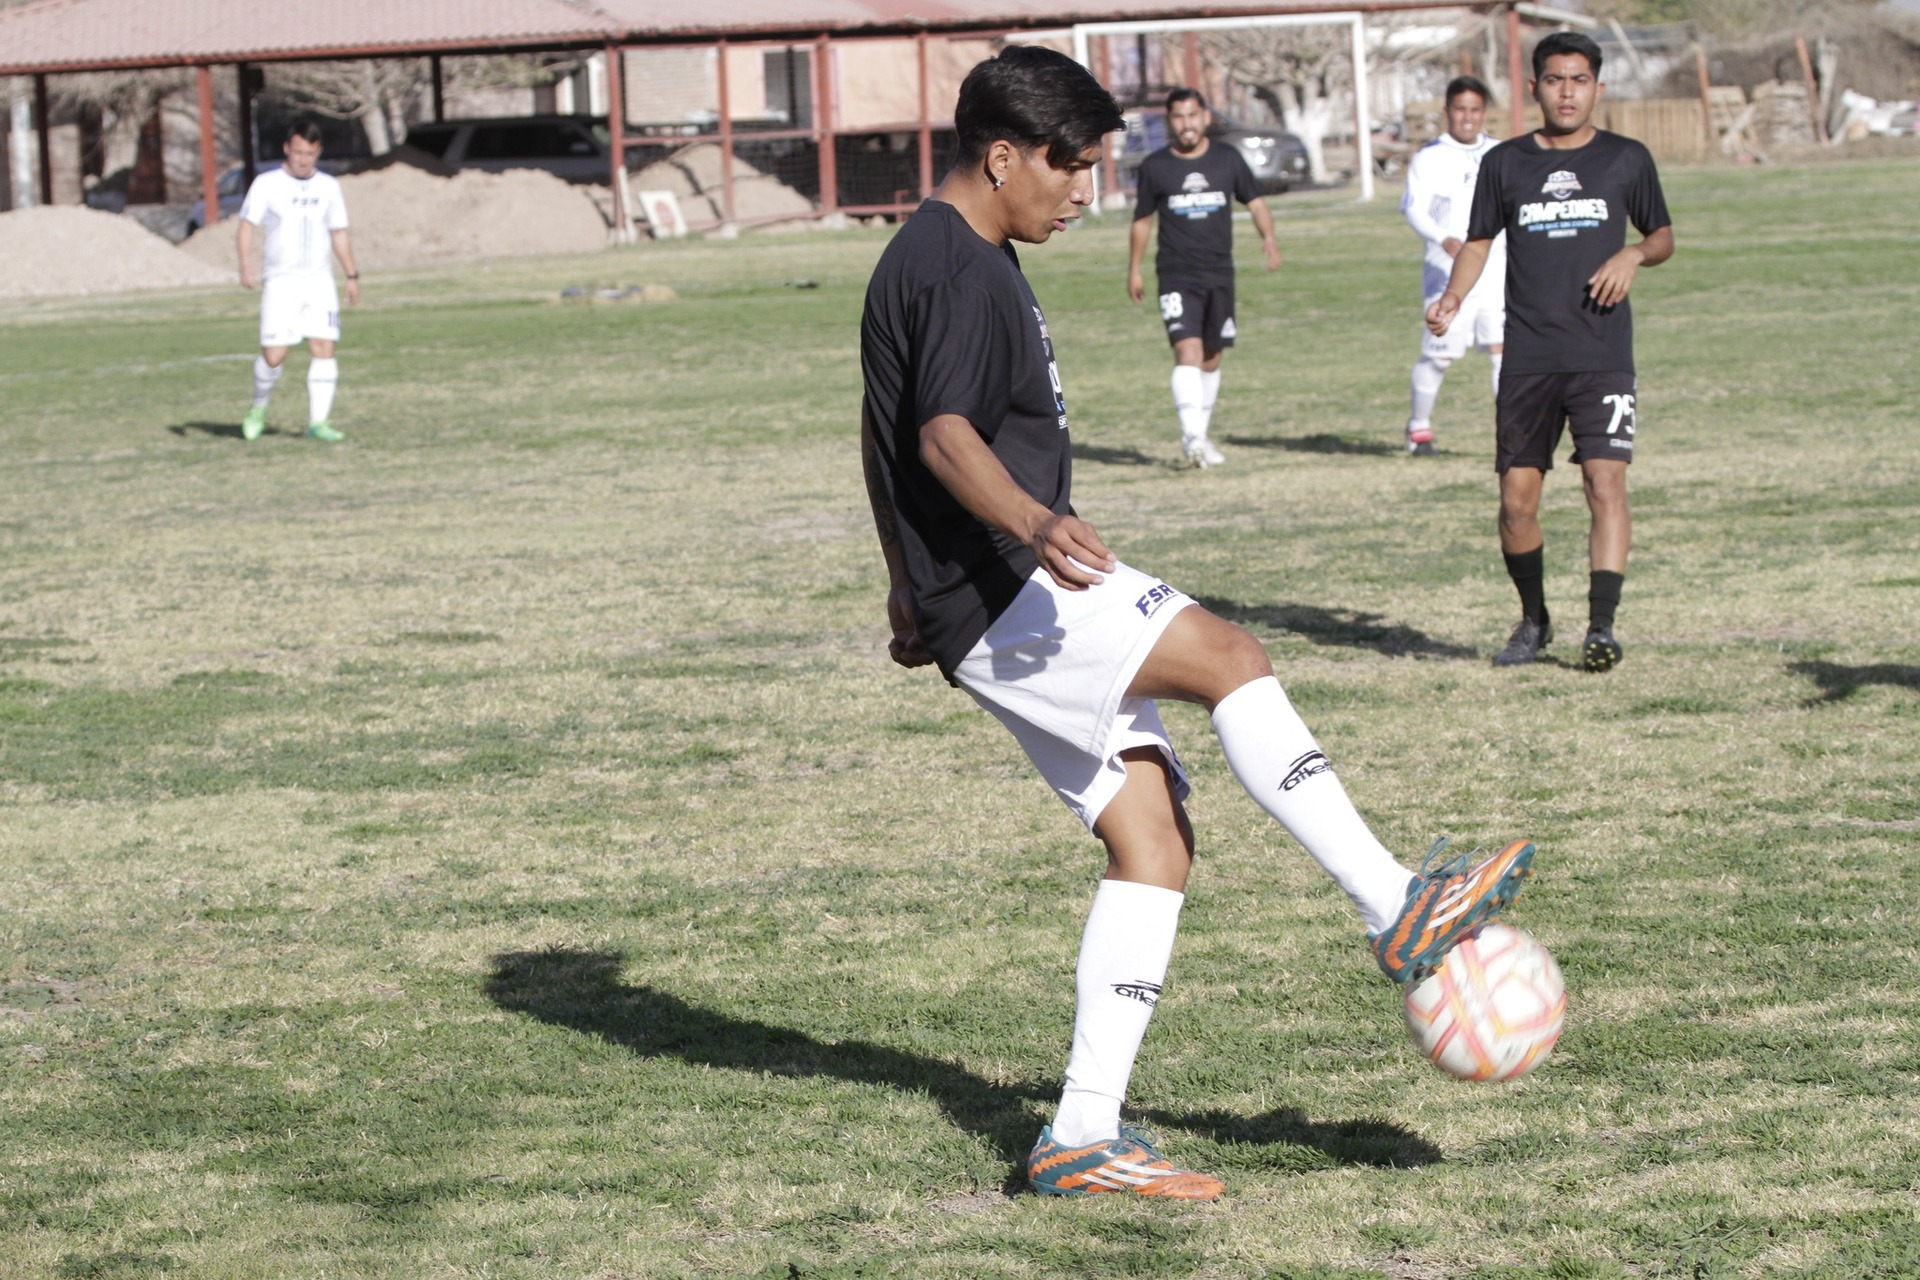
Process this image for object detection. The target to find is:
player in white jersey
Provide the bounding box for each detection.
[236,122,359,443]
[1400,78,1505,456]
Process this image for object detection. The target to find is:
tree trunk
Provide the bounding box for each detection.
[358,64,392,154]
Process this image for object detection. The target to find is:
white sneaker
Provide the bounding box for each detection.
[1182,437,1226,468]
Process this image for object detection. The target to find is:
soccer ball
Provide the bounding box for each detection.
[1403,923,1565,1082]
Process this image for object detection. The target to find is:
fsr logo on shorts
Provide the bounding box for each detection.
[1134,582,1185,619]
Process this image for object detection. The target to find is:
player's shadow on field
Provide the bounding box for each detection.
[1222,432,1401,458]
[169,420,249,440]
[484,947,1439,1180]
[1787,660,1920,705]
[1071,442,1160,467]
[1198,596,1479,661]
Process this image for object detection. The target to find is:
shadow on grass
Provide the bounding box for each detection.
[1222,432,1401,457]
[168,421,247,440]
[1198,596,1479,660]
[1072,442,1161,468]
[484,947,1436,1180]
[1788,660,1920,705]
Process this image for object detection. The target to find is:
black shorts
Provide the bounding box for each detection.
[1156,278,1236,351]
[1495,371,1638,473]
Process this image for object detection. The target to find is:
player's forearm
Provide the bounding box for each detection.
[861,406,912,587]
[331,230,358,277]
[919,414,1054,547]
[235,221,253,270]
[1440,239,1493,299]
[1248,199,1277,251]
[1127,219,1151,274]
[1633,225,1675,268]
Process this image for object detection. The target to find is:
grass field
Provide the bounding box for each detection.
[3,157,1917,1280]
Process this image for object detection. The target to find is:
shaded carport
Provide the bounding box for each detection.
[0,0,1525,231]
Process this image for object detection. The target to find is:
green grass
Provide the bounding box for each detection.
[2,158,1918,1279]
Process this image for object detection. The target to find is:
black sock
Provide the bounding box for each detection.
[1503,546,1547,625]
[1589,570,1624,632]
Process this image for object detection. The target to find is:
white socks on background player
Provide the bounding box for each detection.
[1408,354,1448,438]
[1171,365,1208,445]
[308,358,338,424]
[1052,879,1184,1147]
[1211,677,1416,934]
[251,356,283,408]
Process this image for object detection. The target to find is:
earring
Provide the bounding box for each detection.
[984,157,1003,189]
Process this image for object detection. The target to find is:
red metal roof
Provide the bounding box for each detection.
[0,0,1463,74]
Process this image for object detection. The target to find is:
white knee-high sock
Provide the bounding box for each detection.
[1199,368,1222,434]
[1211,677,1415,933]
[1408,355,1449,436]
[251,356,283,408]
[307,358,338,424]
[1489,353,1503,398]
[1051,879,1184,1148]
[1171,365,1207,444]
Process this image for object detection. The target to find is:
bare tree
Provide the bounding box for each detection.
[1200,25,1352,184]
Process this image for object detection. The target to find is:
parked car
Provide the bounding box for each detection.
[401,115,631,183]
[185,161,281,233]
[1120,110,1311,196]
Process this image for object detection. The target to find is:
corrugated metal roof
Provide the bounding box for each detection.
[0,0,1462,75]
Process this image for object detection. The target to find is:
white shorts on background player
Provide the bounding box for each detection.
[259,274,341,347]
[952,560,1194,832]
[1421,287,1503,360]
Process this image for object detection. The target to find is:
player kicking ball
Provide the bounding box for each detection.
[236,122,359,443]
[1428,33,1673,671]
[862,46,1535,1202]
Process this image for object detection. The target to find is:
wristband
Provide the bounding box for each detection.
[345,273,358,280]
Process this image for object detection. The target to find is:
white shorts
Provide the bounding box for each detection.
[952,560,1195,832]
[1421,289,1503,360]
[260,274,341,348]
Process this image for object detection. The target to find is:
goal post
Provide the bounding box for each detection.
[1069,11,1376,204]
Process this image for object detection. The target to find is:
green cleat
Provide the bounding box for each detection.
[306,421,344,443]
[241,405,266,441]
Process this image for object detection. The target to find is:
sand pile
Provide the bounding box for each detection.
[631,144,814,228]
[0,206,232,298]
[181,162,614,275]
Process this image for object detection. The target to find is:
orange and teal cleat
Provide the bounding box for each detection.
[1371,838,1535,984]
[1027,1125,1224,1200]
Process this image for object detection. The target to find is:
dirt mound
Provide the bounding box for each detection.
[0,206,232,298]
[181,161,614,275]
[631,143,814,228]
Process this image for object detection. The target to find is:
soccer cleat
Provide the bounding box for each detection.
[306,421,344,443]
[1406,422,1435,455]
[1028,1125,1224,1200]
[241,405,266,441]
[1410,440,1437,457]
[1582,627,1623,673]
[1493,617,1551,667]
[1371,837,1536,984]
[1182,438,1226,469]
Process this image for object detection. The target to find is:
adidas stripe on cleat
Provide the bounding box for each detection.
[1370,837,1536,985]
[1027,1124,1224,1200]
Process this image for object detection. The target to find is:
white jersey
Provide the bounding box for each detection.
[1402,132,1505,303]
[239,168,349,281]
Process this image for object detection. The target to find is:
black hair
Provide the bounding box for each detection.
[1532,31,1603,80]
[1166,87,1208,113]
[1445,75,1494,107]
[286,120,325,146]
[953,45,1124,169]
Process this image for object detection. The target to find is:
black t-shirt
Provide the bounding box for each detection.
[860,200,1074,677]
[1133,141,1260,284]
[1467,129,1671,376]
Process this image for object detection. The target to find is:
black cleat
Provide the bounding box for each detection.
[1582,627,1624,672]
[1494,617,1552,667]
[1410,440,1437,457]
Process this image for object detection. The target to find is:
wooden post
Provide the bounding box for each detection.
[1184,32,1200,91]
[917,31,933,200]
[196,66,219,226]
[1695,46,1715,148]
[238,63,257,189]
[715,40,737,225]
[815,35,836,213]
[1794,35,1827,144]
[430,55,445,122]
[605,44,629,241]
[1506,5,1526,139]
[33,73,52,206]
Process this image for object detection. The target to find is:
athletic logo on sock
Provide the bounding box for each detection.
[1279,750,1332,791]
[1111,981,1162,1006]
